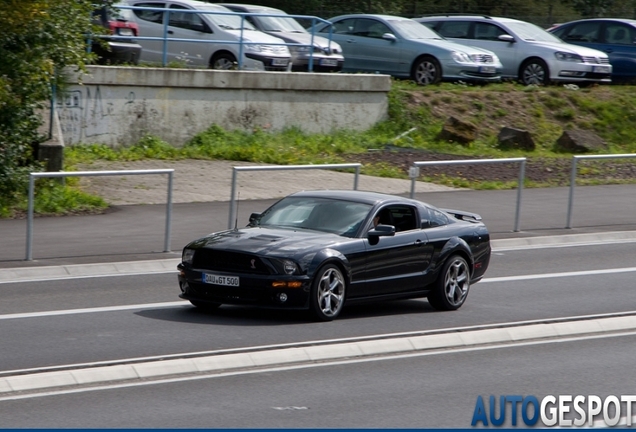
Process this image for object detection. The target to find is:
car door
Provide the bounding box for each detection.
[436,20,520,78]
[164,4,215,67]
[361,205,432,296]
[128,1,167,63]
[598,22,636,79]
[327,18,402,74]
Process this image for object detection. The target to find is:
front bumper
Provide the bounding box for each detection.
[245,53,291,71]
[178,265,312,309]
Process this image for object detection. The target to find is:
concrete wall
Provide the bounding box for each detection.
[58,66,391,147]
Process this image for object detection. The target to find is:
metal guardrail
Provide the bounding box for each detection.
[26,169,174,261]
[227,163,362,229]
[109,5,335,71]
[566,154,636,229]
[409,158,527,232]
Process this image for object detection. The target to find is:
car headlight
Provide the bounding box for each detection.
[451,51,473,64]
[270,258,300,275]
[244,44,264,53]
[555,52,583,62]
[182,248,195,265]
[289,45,311,53]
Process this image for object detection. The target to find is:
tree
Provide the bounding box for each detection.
[0,0,109,212]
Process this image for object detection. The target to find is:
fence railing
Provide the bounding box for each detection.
[26,169,174,261]
[566,154,636,229]
[107,5,334,71]
[409,158,527,232]
[228,163,362,229]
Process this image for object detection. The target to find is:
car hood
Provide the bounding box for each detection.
[420,38,497,55]
[265,31,341,50]
[227,29,287,44]
[188,227,349,256]
[526,40,608,58]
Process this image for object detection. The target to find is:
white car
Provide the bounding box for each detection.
[416,15,612,85]
[121,0,291,70]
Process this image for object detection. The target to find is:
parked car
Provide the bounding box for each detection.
[312,14,502,85]
[548,18,636,82]
[218,3,344,72]
[91,4,142,65]
[121,0,291,70]
[416,15,613,85]
[177,190,491,321]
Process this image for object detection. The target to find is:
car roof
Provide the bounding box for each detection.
[220,3,285,14]
[128,0,232,11]
[329,14,415,22]
[288,190,425,206]
[417,15,522,24]
[556,17,636,26]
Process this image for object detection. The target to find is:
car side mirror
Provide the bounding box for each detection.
[498,34,515,43]
[382,33,397,42]
[368,224,395,245]
[249,212,261,225]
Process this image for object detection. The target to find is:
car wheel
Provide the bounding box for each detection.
[211,53,237,70]
[412,56,442,85]
[519,59,549,85]
[427,255,470,311]
[190,300,221,310]
[310,264,346,321]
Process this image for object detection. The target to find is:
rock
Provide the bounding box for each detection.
[554,129,608,153]
[497,127,535,151]
[437,116,477,145]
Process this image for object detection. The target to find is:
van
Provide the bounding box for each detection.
[122,0,291,70]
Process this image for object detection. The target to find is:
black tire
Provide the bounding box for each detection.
[519,58,550,85]
[211,53,237,70]
[310,263,346,321]
[427,255,470,311]
[190,300,221,311]
[412,56,442,85]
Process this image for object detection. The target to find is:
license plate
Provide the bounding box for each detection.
[118,28,135,36]
[271,58,289,66]
[479,66,496,74]
[592,65,610,73]
[202,273,239,287]
[319,58,339,67]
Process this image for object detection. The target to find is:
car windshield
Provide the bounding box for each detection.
[195,6,256,30]
[255,15,306,33]
[389,19,443,40]
[504,20,563,42]
[254,196,372,236]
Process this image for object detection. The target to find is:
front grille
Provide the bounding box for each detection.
[582,56,610,64]
[192,249,271,274]
[472,54,494,63]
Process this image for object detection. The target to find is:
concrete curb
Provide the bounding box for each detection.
[2,314,636,395]
[2,231,635,284]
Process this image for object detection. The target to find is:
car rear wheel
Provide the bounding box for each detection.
[412,56,442,85]
[427,255,470,311]
[519,59,549,85]
[190,300,221,310]
[211,53,237,70]
[310,264,346,321]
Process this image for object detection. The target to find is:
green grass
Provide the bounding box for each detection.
[7,79,636,217]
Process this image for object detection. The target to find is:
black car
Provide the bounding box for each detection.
[91,4,142,65]
[177,190,491,321]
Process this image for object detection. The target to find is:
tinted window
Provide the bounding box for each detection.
[169,4,210,32]
[437,20,471,39]
[558,21,600,42]
[475,22,507,41]
[429,208,449,227]
[132,2,165,24]
[329,18,355,35]
[605,23,636,44]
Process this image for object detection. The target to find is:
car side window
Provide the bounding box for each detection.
[474,23,506,41]
[169,5,211,33]
[427,208,449,228]
[330,18,355,35]
[561,22,600,42]
[352,18,390,38]
[436,21,470,39]
[132,2,165,24]
[605,24,635,45]
[372,205,417,233]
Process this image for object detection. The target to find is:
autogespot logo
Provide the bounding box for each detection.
[471,395,636,427]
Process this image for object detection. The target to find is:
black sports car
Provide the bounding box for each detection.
[177,190,491,321]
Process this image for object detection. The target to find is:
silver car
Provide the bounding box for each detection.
[219,3,345,72]
[314,14,503,85]
[416,15,613,85]
[122,0,291,71]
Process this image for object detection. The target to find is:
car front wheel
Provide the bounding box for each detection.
[211,53,237,70]
[519,59,549,85]
[310,264,346,321]
[427,255,470,311]
[412,56,442,85]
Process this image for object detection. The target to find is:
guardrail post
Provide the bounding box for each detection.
[566,156,579,229]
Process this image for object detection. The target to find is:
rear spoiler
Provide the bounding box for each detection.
[441,208,483,222]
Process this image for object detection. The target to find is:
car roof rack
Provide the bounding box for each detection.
[418,14,493,19]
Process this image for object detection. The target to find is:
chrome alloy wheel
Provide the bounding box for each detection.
[315,265,345,319]
[443,257,470,307]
